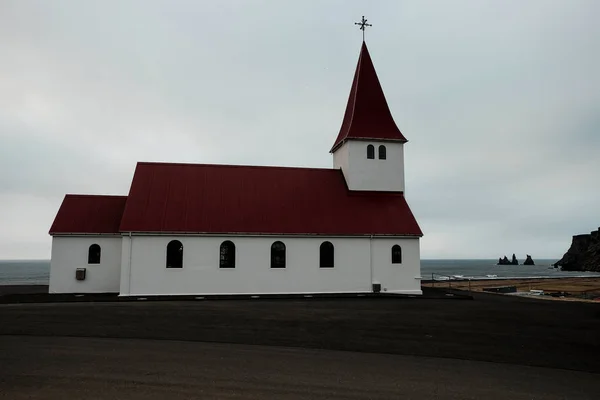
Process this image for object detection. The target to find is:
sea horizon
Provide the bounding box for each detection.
[1,258,599,286]
[0,257,566,261]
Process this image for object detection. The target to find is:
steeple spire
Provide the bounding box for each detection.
[330,41,407,153]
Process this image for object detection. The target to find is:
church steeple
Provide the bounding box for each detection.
[331,39,408,193]
[330,41,407,153]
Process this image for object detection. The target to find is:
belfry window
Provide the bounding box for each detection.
[88,244,101,264]
[219,241,236,268]
[271,241,286,268]
[367,144,375,159]
[166,240,183,268]
[392,245,402,264]
[378,145,387,160]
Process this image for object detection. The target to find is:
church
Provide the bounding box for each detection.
[48,40,424,296]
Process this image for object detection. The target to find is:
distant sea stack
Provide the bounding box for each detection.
[555,227,600,272]
[523,255,535,265]
[497,254,519,265]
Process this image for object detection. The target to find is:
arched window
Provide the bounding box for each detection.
[219,240,236,268]
[367,144,375,159]
[166,240,183,268]
[392,245,402,264]
[378,145,387,160]
[88,244,101,264]
[271,241,286,268]
[319,241,334,268]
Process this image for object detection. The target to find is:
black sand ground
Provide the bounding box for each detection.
[0,285,49,295]
[2,336,599,400]
[1,288,599,373]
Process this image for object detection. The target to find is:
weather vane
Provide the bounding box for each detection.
[354,16,372,41]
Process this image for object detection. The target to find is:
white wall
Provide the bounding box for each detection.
[332,142,349,177]
[333,141,405,192]
[119,235,421,296]
[49,236,122,293]
[119,235,132,296]
[372,238,421,295]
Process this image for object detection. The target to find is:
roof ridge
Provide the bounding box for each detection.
[136,161,334,172]
[64,194,127,199]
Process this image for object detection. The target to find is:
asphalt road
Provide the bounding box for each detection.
[1,335,599,400]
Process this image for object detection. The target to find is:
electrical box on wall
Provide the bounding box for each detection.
[75,268,86,281]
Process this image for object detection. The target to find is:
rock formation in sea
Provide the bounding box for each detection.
[523,255,535,265]
[554,227,600,272]
[497,254,519,265]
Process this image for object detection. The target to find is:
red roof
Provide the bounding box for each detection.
[49,195,127,235]
[330,42,407,153]
[119,162,422,236]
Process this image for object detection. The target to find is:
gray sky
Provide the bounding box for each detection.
[1,0,599,260]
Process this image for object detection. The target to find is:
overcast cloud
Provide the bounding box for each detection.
[1,0,599,259]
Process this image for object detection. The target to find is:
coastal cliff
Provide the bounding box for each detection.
[555,227,600,272]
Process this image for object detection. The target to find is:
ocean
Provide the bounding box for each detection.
[420,259,600,280]
[0,260,52,285]
[1,259,599,286]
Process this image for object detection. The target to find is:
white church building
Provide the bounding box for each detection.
[48,41,424,297]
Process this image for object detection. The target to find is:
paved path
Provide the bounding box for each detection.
[1,336,598,400]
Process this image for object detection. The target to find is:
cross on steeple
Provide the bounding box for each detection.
[354,16,372,42]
